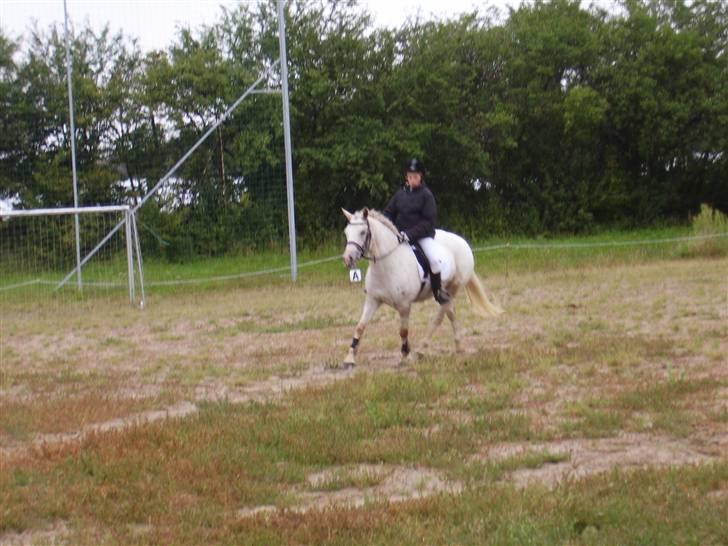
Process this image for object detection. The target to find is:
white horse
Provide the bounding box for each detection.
[341,207,502,367]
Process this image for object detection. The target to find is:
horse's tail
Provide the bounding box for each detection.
[466,273,504,318]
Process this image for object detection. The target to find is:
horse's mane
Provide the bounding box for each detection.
[365,209,399,236]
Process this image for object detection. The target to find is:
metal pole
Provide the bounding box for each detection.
[125,208,135,304]
[131,212,146,308]
[278,0,298,282]
[63,0,82,290]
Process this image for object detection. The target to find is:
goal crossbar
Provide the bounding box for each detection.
[1,205,131,218]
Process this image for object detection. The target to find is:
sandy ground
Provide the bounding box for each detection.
[1,257,726,534]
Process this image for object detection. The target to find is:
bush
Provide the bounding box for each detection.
[682,204,728,258]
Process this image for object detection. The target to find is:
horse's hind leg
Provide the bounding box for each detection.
[444,303,463,353]
[423,305,447,350]
[424,301,461,353]
[343,296,380,368]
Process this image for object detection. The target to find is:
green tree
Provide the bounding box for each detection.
[0,31,22,203]
[139,2,287,257]
[4,0,726,252]
[385,16,492,233]
[286,0,398,240]
[484,0,608,233]
[597,0,728,221]
[8,23,144,208]
[104,41,164,207]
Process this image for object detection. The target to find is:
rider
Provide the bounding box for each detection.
[383,158,450,305]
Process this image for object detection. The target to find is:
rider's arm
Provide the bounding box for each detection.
[383,191,399,223]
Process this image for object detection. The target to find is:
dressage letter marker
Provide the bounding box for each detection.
[349,268,362,283]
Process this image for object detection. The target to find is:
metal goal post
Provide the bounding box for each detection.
[0,205,144,307]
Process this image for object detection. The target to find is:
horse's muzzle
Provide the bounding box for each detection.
[343,252,356,269]
[343,240,365,268]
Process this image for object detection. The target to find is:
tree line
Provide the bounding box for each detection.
[1,0,726,257]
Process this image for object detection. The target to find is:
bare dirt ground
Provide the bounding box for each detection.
[1,257,727,537]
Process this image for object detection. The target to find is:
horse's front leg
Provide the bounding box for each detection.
[397,305,412,366]
[343,296,380,368]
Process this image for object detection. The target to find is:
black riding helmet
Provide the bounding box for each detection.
[405,158,425,176]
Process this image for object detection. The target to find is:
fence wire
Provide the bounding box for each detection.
[142,231,728,288]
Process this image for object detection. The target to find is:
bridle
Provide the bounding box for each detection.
[345,218,403,263]
[345,220,372,260]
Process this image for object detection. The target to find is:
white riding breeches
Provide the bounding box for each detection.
[417,236,447,276]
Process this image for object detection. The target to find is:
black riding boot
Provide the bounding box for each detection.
[430,272,450,305]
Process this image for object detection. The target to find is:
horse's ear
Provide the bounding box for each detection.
[342,208,353,221]
[363,207,369,219]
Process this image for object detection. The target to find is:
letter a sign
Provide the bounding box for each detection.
[349,268,362,283]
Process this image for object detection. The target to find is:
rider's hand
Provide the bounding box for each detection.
[398,231,409,244]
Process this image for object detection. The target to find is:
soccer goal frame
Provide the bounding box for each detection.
[0,205,145,306]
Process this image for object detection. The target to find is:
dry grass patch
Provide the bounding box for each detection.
[477,433,715,488]
[0,390,175,442]
[1,256,726,544]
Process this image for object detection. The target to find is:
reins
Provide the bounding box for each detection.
[346,218,403,263]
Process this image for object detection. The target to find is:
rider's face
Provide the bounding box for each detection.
[406,171,422,188]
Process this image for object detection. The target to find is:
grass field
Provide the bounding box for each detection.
[1,227,727,545]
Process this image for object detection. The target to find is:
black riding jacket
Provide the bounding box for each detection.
[383,183,437,241]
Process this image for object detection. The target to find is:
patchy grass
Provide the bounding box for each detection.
[0,385,179,442]
[0,248,726,544]
[557,376,726,438]
[307,465,389,492]
[2,334,726,544]
[230,462,728,545]
[208,313,350,337]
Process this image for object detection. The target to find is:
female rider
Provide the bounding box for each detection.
[383,158,450,305]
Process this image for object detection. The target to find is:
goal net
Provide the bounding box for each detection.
[0,206,143,312]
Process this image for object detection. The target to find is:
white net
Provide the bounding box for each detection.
[0,207,139,313]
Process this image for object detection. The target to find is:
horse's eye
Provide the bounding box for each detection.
[360,230,366,237]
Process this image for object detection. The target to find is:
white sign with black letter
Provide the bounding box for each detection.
[349,268,362,283]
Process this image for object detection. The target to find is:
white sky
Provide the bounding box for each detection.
[0,0,520,52]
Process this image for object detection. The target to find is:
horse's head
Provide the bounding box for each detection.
[342,208,370,268]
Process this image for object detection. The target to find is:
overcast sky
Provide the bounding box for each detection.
[0,0,524,52]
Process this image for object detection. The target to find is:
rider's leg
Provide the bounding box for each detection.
[418,237,450,304]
